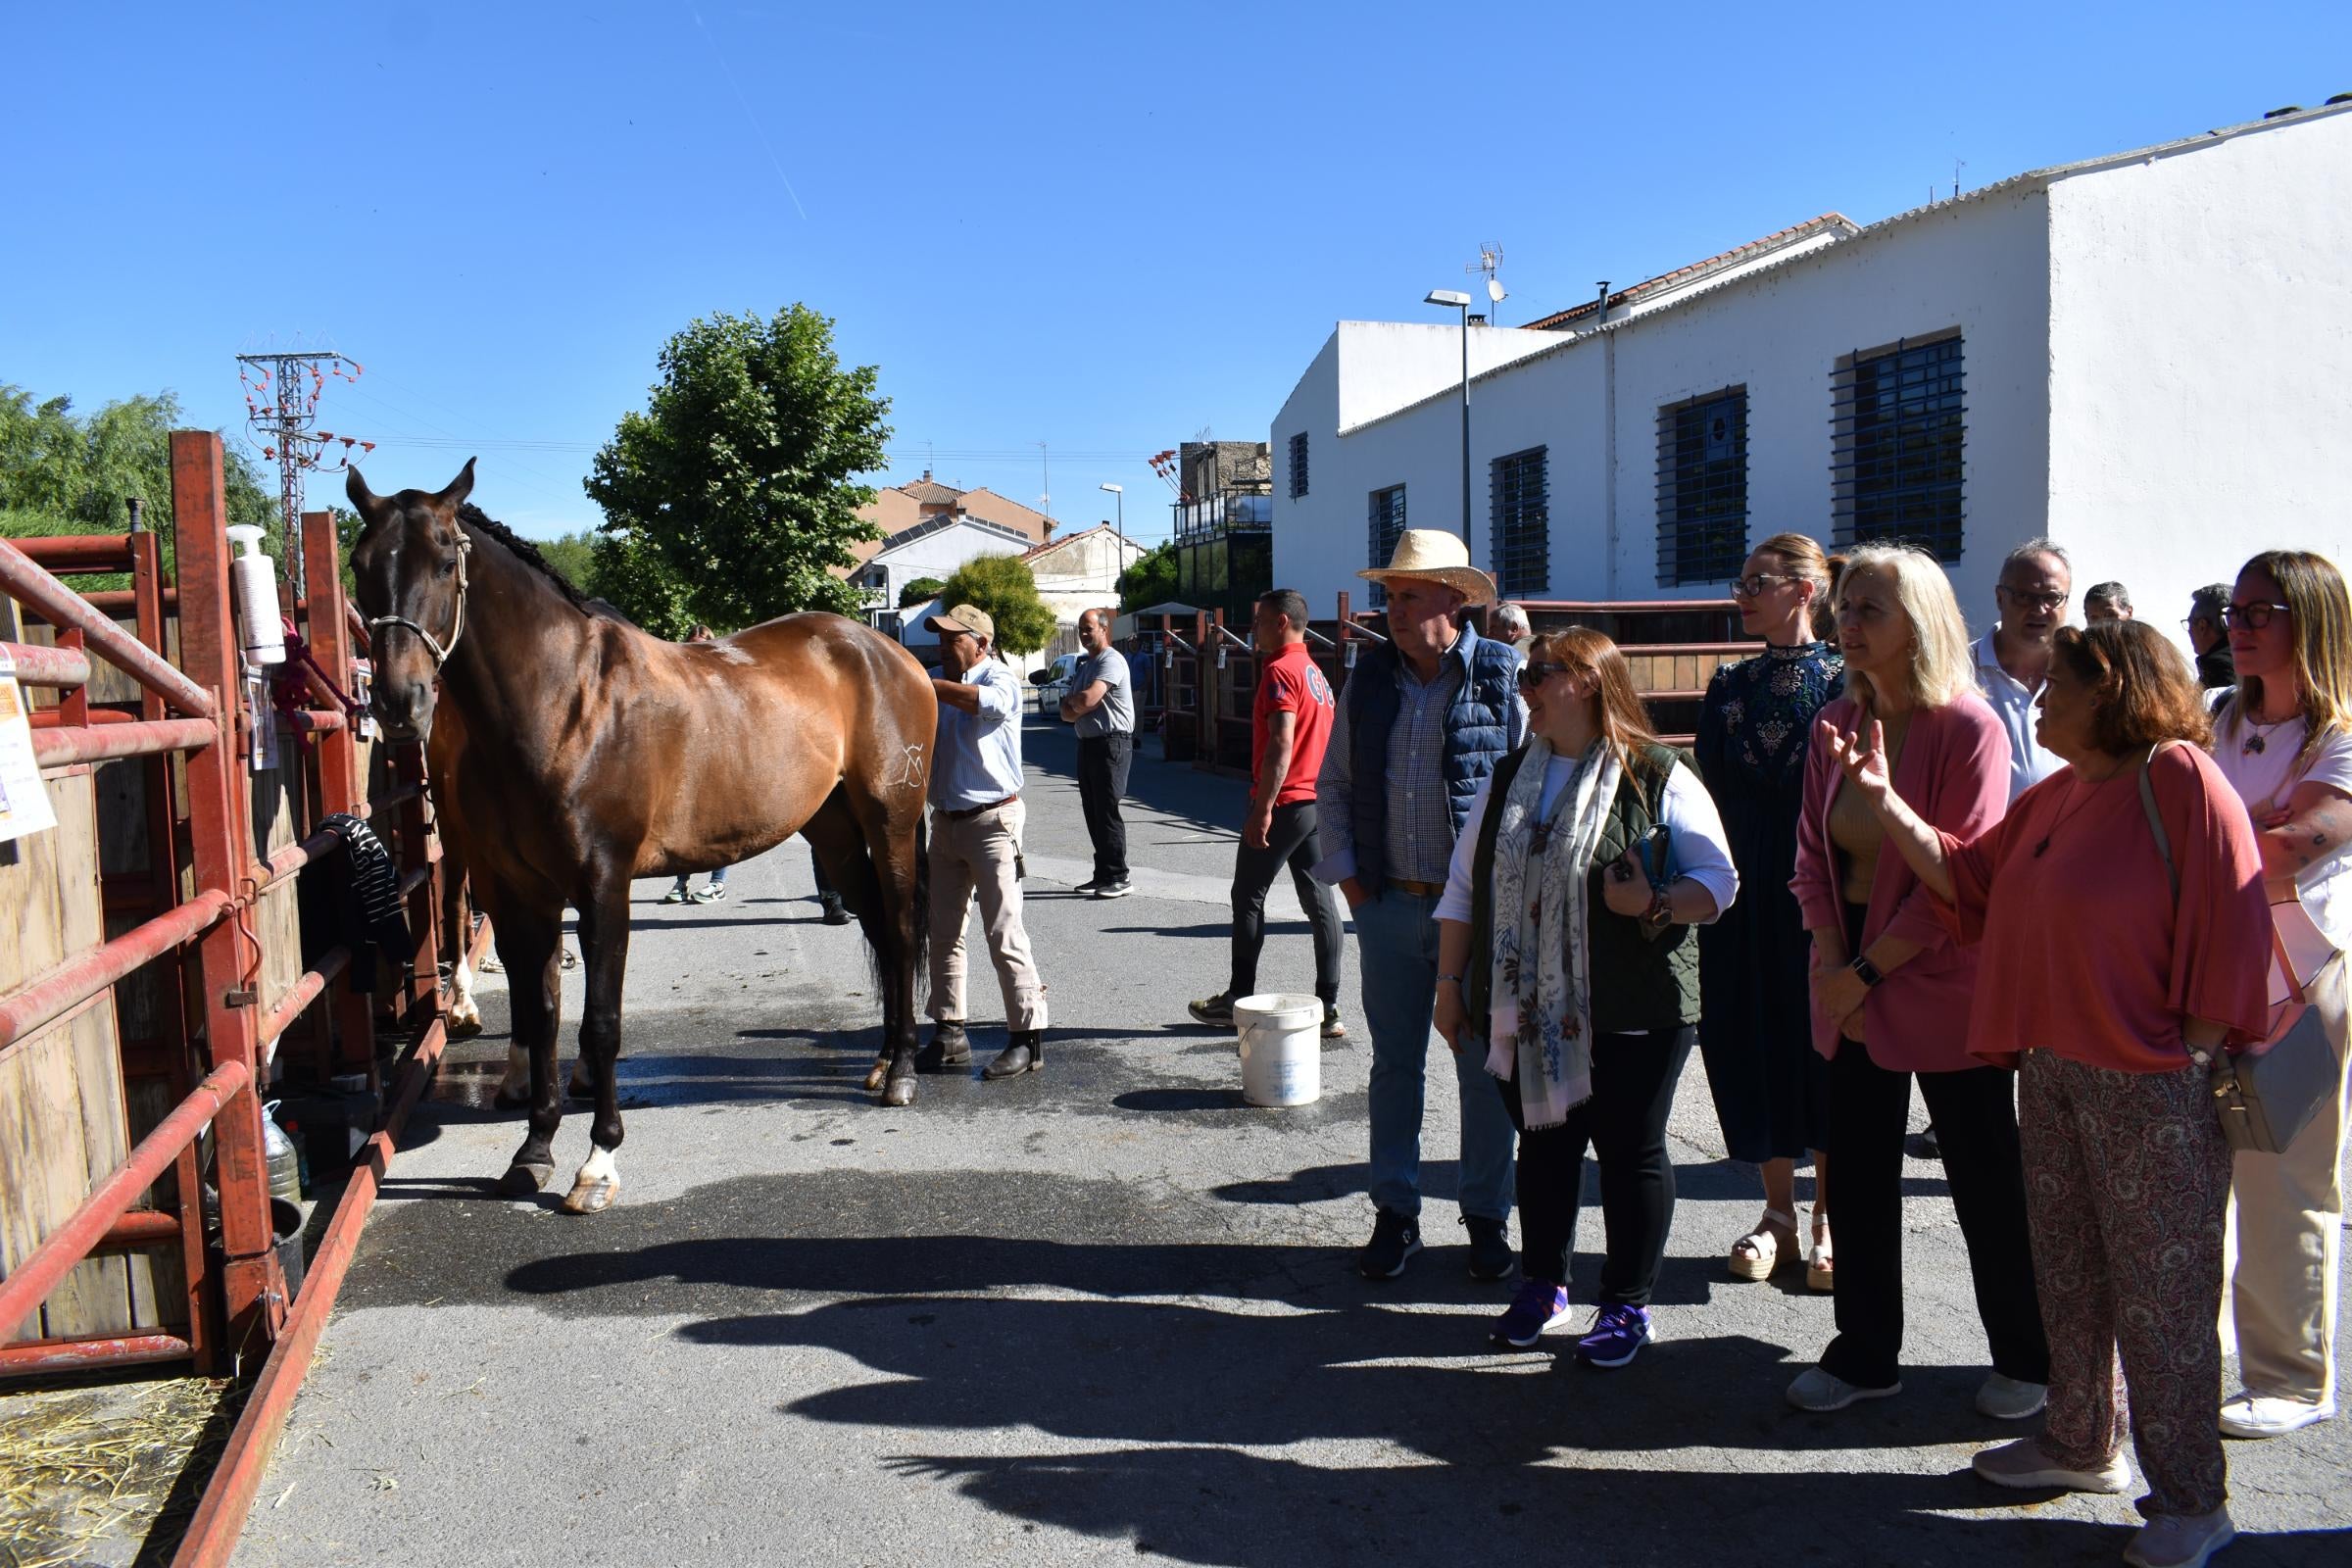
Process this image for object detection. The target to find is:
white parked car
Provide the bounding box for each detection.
[1030,653,1084,714]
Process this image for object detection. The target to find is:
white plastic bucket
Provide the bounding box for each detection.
[1233,993,1322,1107]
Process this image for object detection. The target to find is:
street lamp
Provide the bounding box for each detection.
[1099,482,1128,612]
[1424,288,1473,548]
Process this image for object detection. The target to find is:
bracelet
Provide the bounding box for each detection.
[1848,954,1886,988]
[1641,884,1673,931]
[1436,973,1466,987]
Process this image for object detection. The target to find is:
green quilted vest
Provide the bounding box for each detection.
[1467,743,1700,1040]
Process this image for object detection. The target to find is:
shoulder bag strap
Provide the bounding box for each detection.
[2135,745,2180,904]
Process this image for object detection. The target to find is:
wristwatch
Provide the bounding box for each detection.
[1848,954,1886,988]
[1641,885,1673,933]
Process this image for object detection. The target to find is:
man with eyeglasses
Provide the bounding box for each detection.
[1972,539,2073,803]
[2185,583,2236,690]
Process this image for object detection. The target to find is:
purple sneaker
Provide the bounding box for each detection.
[1491,1279,1572,1348]
[1574,1303,1654,1368]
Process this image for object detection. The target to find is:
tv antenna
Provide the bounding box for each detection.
[1467,243,1507,324]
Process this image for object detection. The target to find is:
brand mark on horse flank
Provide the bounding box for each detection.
[898,744,926,789]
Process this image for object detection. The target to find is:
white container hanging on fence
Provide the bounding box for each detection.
[225,524,285,667]
[1234,993,1322,1107]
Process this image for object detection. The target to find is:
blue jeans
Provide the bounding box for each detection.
[1355,887,1516,1223]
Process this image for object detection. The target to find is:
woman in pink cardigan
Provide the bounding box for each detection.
[1785,544,2049,1416]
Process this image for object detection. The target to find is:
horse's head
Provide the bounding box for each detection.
[346,459,476,740]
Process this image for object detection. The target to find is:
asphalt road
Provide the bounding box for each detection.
[235,710,2349,1567]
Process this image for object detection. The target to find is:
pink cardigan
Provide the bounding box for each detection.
[1789,693,2013,1072]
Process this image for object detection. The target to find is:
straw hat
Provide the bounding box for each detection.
[1357,529,1496,608]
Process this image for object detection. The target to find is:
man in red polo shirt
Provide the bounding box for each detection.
[1188,589,1348,1038]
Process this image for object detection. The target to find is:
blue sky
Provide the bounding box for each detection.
[7,2,2347,542]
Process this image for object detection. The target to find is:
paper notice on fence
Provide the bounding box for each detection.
[0,649,60,844]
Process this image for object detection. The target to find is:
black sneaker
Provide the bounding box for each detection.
[1071,876,1104,895]
[1462,1215,1516,1281]
[1916,1122,1941,1160]
[1187,992,1237,1028]
[1091,879,1132,901]
[819,895,852,926]
[1320,1004,1347,1041]
[1359,1208,1422,1280]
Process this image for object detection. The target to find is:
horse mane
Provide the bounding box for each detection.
[458,503,593,612]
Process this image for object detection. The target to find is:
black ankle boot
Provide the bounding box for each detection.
[915,1021,970,1072]
[985,1029,1042,1080]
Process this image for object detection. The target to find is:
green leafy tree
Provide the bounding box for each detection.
[936,553,1055,657]
[589,528,697,636]
[585,305,891,630]
[536,530,599,595]
[1,384,278,590]
[898,574,945,609]
[1117,541,1180,612]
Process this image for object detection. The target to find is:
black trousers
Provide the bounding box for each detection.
[810,847,837,902]
[1076,732,1132,881]
[1820,1040,2050,1390]
[1501,1025,1694,1304]
[1227,800,1344,1004]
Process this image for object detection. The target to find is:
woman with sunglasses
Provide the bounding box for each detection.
[1695,533,1845,1289]
[1787,545,2050,1419]
[2210,551,2352,1442]
[1433,628,1738,1366]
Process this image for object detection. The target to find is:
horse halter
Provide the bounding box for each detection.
[368,530,473,666]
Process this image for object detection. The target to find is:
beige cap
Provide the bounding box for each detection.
[1357,528,1497,607]
[926,603,995,643]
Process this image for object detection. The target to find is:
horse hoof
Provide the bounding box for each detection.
[447,1008,485,1040]
[881,1076,916,1108]
[861,1056,891,1093]
[500,1161,554,1197]
[562,1178,619,1214]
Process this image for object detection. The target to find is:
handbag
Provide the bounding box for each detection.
[2137,747,2346,1153]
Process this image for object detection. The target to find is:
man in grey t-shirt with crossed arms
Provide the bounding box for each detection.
[1061,606,1135,899]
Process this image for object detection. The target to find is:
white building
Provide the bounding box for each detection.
[852,512,1038,621]
[1272,102,2352,635]
[1020,522,1150,633]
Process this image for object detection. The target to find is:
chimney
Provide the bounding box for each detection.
[921,466,933,482]
[1594,280,1611,323]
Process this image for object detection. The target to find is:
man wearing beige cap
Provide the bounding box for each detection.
[920,604,1047,1080]
[1315,529,1526,1282]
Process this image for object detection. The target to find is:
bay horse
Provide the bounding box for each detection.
[346,460,937,1213]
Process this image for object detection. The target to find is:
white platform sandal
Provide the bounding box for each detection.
[1729,1208,1799,1281]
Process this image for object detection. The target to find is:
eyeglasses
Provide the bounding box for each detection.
[2222,601,2292,631]
[1727,572,1796,599]
[2181,615,2216,632]
[1996,586,2068,613]
[1516,661,1576,690]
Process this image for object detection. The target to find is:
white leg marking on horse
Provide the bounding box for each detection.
[450,955,483,1033]
[564,1144,621,1213]
[500,1043,529,1099]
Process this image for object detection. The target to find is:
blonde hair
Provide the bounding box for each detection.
[2223,550,2352,766]
[1754,531,1845,639]
[1835,544,1979,710]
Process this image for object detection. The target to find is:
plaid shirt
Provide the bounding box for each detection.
[1313,633,1525,887]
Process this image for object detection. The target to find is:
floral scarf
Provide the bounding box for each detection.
[1484,737,1621,1129]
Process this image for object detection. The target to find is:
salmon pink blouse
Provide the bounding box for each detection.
[1792,694,2012,1071]
[1939,742,2272,1073]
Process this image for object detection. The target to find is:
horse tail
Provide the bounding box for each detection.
[909,808,930,976]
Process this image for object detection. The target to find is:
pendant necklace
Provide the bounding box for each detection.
[2033,770,2117,858]
[2241,715,2292,756]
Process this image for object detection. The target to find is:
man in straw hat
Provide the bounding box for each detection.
[919,604,1048,1081]
[1314,529,1526,1281]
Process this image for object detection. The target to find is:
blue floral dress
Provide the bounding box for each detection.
[1693,642,1844,1162]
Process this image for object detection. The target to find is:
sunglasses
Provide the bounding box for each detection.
[1516,661,1577,690]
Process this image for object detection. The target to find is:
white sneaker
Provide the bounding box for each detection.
[1785,1365,1901,1412]
[1976,1372,2049,1420]
[2219,1391,2335,1439]
[2123,1507,2234,1568]
[1970,1436,2131,1494]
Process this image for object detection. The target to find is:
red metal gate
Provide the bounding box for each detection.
[0,432,483,1564]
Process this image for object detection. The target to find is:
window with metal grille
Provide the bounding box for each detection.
[1289,431,1309,499]
[1489,446,1549,597]
[1366,485,1406,606]
[1832,333,1965,561]
[1654,387,1748,586]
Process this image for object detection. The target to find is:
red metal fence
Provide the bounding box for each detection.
[0,432,481,1564]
